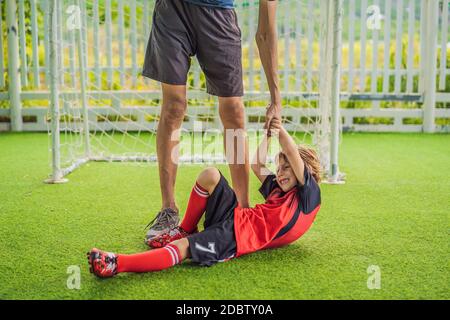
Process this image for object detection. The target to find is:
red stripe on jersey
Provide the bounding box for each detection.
[263,204,320,250]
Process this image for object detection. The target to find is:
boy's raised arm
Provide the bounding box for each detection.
[271,119,306,186]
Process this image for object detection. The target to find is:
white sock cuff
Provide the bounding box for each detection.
[165,244,181,265]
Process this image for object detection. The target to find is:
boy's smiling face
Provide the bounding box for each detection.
[275,154,298,192]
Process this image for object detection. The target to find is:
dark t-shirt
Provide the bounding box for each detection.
[184,0,275,9]
[184,0,235,9]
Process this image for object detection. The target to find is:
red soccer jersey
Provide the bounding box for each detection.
[233,167,321,257]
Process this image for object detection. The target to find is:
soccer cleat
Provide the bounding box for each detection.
[146,226,195,249]
[144,208,180,242]
[87,248,118,278]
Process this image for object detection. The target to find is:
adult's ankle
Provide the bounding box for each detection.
[161,204,179,213]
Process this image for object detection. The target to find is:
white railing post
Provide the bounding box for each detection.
[328,0,344,184]
[6,0,22,132]
[317,0,332,175]
[45,0,67,184]
[422,0,439,133]
[75,0,91,158]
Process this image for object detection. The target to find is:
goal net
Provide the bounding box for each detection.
[46,0,342,182]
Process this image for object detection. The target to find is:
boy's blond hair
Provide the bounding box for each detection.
[278,145,321,183]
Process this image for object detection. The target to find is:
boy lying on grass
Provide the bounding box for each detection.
[87,118,321,278]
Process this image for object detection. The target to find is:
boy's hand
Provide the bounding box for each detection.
[264,102,281,136]
[268,116,282,137]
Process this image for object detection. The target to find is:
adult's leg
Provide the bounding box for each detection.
[219,97,250,208]
[189,5,247,205]
[157,83,187,212]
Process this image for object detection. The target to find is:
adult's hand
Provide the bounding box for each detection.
[265,101,282,136]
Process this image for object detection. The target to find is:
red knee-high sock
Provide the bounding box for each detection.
[117,244,181,273]
[179,182,209,233]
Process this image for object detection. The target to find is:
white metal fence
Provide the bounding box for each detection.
[0,0,449,133]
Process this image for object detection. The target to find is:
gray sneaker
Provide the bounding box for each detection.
[144,208,180,242]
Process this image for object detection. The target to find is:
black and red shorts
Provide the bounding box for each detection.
[187,172,238,266]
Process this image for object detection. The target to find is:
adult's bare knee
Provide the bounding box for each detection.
[161,96,187,129]
[219,98,245,129]
[197,167,221,194]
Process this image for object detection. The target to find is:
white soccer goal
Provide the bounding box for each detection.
[45,0,344,184]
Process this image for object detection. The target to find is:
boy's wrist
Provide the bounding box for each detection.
[277,126,288,137]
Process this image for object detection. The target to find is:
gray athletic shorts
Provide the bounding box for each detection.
[142,0,244,97]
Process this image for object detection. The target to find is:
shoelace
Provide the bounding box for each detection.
[144,209,178,231]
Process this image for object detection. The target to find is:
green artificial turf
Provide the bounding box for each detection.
[0,132,448,300]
